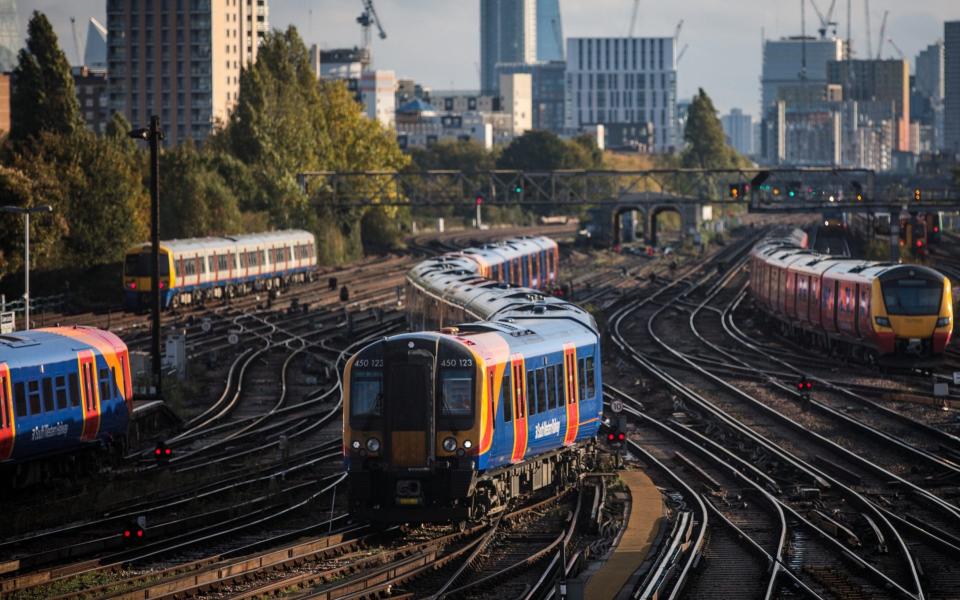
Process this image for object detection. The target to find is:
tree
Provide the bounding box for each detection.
[497,130,598,171]
[0,164,67,279]
[10,11,82,143]
[680,88,747,170]
[159,144,243,239]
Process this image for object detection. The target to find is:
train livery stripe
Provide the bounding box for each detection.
[467,332,511,455]
[510,354,527,463]
[563,344,579,446]
[0,363,14,461]
[78,350,101,442]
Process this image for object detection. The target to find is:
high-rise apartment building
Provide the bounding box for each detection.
[945,21,960,152]
[721,108,754,156]
[564,37,678,151]
[496,60,565,133]
[106,0,269,145]
[535,0,563,62]
[480,0,537,94]
[359,69,396,129]
[827,59,910,151]
[761,37,844,110]
[915,40,944,151]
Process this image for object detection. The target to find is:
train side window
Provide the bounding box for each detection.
[585,356,595,399]
[28,380,41,414]
[546,365,558,409]
[99,368,111,401]
[502,370,512,422]
[112,367,120,397]
[535,368,547,413]
[55,375,67,409]
[526,370,536,415]
[42,378,54,412]
[514,365,526,418]
[68,373,80,407]
[14,381,26,417]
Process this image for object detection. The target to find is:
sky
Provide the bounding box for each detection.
[18,0,960,117]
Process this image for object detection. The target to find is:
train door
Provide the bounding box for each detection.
[78,351,101,441]
[384,341,434,467]
[562,344,579,445]
[510,356,527,463]
[0,363,12,460]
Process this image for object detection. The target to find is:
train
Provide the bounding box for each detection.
[124,230,317,310]
[750,232,953,366]
[899,211,943,253]
[0,326,133,484]
[406,235,560,330]
[344,236,603,523]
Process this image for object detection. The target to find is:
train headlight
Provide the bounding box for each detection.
[442,437,457,452]
[351,440,361,450]
[366,438,381,453]
[875,316,891,327]
[937,317,951,327]
[462,439,473,449]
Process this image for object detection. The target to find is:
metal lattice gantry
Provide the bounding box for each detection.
[295,167,907,208]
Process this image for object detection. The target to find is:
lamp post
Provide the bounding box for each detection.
[129,115,164,398]
[1,205,53,330]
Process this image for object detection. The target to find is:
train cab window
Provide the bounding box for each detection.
[350,370,382,418]
[55,375,67,409]
[440,370,472,417]
[28,380,41,414]
[14,382,25,417]
[584,357,596,399]
[99,368,111,401]
[547,365,559,409]
[577,359,586,401]
[535,368,547,413]
[526,370,536,415]
[882,278,943,315]
[68,373,80,407]
[502,370,512,422]
[42,378,54,412]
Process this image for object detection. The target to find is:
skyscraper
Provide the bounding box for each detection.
[761,37,844,111]
[828,59,911,152]
[84,17,108,71]
[0,0,19,72]
[480,0,536,94]
[564,37,678,151]
[721,108,754,156]
[945,21,960,153]
[535,0,562,62]
[107,0,269,145]
[915,40,944,150]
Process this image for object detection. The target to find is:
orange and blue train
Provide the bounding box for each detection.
[0,327,133,483]
[344,236,602,522]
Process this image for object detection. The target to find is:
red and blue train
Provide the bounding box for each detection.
[0,327,133,483]
[344,236,602,522]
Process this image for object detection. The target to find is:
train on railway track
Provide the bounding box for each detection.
[344,236,603,522]
[0,326,133,486]
[123,230,317,310]
[750,232,953,366]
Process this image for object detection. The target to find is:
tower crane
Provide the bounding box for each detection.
[357,0,386,65]
[875,9,887,59]
[887,38,904,59]
[809,0,838,39]
[628,0,640,38]
[70,16,83,67]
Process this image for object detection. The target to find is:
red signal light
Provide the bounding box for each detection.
[805,382,812,389]
[607,433,614,441]
[159,281,165,289]
[797,383,804,390]
[916,240,923,248]
[165,448,171,455]
[128,282,137,289]
[618,433,625,441]
[136,530,144,538]
[154,448,161,456]
[124,530,131,537]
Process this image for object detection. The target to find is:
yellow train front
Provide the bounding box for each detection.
[344,322,601,523]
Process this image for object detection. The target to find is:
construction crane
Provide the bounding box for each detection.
[676,44,688,64]
[357,0,386,63]
[628,0,640,38]
[887,38,904,59]
[864,0,872,59]
[875,9,888,59]
[809,0,838,39]
[674,19,684,45]
[70,16,83,67]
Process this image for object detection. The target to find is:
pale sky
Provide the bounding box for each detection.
[19,0,960,117]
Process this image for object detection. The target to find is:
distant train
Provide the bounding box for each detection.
[124,230,317,309]
[750,233,953,366]
[899,211,943,254]
[0,327,132,484]
[344,236,602,522]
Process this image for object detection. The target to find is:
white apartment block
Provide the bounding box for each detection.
[564,37,678,152]
[360,70,396,129]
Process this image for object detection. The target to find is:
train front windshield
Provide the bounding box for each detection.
[882,278,943,315]
[124,253,170,277]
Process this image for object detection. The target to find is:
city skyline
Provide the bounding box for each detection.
[20,0,959,118]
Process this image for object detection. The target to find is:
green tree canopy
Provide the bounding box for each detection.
[159,143,243,239]
[680,88,748,170]
[10,11,82,143]
[497,130,601,171]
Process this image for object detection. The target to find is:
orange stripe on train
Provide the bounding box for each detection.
[563,343,579,446]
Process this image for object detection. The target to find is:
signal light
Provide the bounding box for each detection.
[934,226,940,233]
[772,187,781,197]
[916,239,923,248]
[475,195,484,206]
[607,433,615,441]
[128,282,137,289]
[122,522,145,544]
[154,441,172,465]
[913,188,922,201]
[513,184,523,194]
[796,376,813,405]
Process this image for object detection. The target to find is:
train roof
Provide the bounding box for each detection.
[127,229,315,254]
[0,326,126,370]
